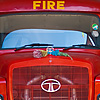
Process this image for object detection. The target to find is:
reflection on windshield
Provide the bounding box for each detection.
[2,29,87,48]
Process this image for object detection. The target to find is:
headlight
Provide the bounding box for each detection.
[0,95,4,100]
[97,94,100,100]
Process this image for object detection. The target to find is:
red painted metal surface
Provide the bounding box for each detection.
[7,55,93,100]
[0,49,97,98]
[0,77,7,100]
[0,0,100,14]
[0,0,100,100]
[0,48,98,100]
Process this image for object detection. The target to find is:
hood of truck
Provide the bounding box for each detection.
[0,49,99,78]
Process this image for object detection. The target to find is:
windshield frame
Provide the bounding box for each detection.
[0,12,99,49]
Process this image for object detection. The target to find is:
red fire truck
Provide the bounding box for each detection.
[0,0,100,100]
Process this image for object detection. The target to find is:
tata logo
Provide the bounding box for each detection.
[41,79,61,92]
[33,1,65,9]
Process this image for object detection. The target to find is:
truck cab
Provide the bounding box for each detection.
[0,0,100,100]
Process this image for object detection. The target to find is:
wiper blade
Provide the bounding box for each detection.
[15,43,53,51]
[64,44,100,50]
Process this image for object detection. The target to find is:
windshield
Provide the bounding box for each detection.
[2,29,93,48]
[0,13,99,49]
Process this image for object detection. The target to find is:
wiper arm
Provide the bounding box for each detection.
[15,43,53,51]
[64,44,100,50]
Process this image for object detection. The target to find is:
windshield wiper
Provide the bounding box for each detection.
[15,43,53,51]
[64,44,100,50]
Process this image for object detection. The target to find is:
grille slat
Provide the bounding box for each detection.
[12,66,89,100]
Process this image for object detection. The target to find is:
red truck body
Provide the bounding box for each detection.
[0,0,100,100]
